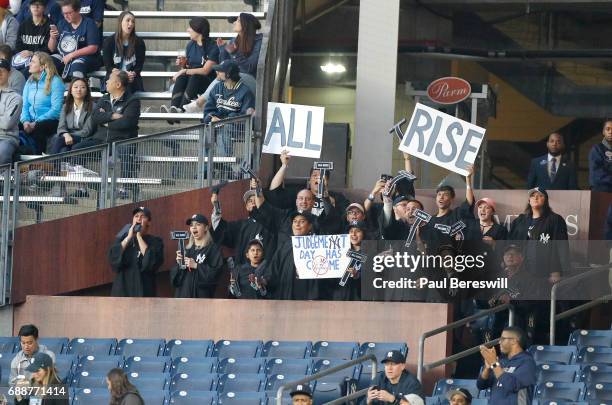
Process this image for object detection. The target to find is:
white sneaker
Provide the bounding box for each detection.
[182,100,201,113]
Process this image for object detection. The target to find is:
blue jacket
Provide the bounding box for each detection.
[20,71,64,123]
[527,154,578,190]
[476,351,537,405]
[203,79,255,123]
[589,141,612,192]
[219,33,263,76]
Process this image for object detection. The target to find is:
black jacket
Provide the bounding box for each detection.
[109,234,164,297]
[527,154,578,190]
[359,370,422,405]
[170,242,224,298]
[14,383,69,405]
[92,91,141,143]
[16,17,51,54]
[102,35,146,91]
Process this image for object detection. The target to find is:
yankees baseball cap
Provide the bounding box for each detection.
[346,203,365,213]
[26,352,53,372]
[381,350,406,364]
[289,210,316,224]
[186,213,209,225]
[290,383,312,398]
[347,220,368,231]
[446,388,473,403]
[132,206,151,219]
[243,189,257,203]
[393,195,410,206]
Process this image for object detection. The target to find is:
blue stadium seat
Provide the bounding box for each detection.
[357,360,378,390]
[586,383,612,401]
[169,390,216,405]
[314,380,351,404]
[261,341,312,359]
[432,379,481,399]
[537,364,581,383]
[569,330,612,349]
[170,356,218,376]
[72,388,109,405]
[54,354,76,383]
[217,373,266,393]
[137,389,169,405]
[38,337,69,355]
[124,355,171,374]
[0,337,17,354]
[66,338,118,356]
[126,372,169,391]
[357,342,408,362]
[576,347,612,365]
[264,358,312,376]
[425,397,443,405]
[212,340,263,359]
[73,373,110,389]
[74,355,124,375]
[580,364,612,384]
[311,341,358,360]
[164,339,213,358]
[534,382,586,402]
[116,338,165,357]
[265,374,312,393]
[532,401,588,405]
[0,353,13,386]
[217,391,267,405]
[168,372,217,392]
[528,345,578,365]
[218,357,265,374]
[311,358,361,382]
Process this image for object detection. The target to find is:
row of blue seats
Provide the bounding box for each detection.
[426,399,609,405]
[528,345,612,365]
[433,378,612,402]
[0,337,407,361]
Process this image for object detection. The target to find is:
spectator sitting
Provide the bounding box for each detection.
[106,368,144,405]
[20,51,63,153]
[14,352,68,405]
[362,350,422,405]
[527,132,578,190]
[109,207,164,297]
[50,77,93,154]
[0,44,25,92]
[0,1,18,49]
[477,326,537,405]
[203,59,254,123]
[400,394,425,405]
[161,17,218,122]
[210,186,277,266]
[229,238,268,299]
[9,324,56,385]
[184,12,261,112]
[446,388,471,405]
[170,213,224,298]
[588,119,612,193]
[0,58,22,164]
[16,0,62,25]
[102,10,145,93]
[50,0,100,80]
[13,0,54,77]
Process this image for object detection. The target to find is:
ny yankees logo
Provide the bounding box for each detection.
[254,233,263,242]
[195,253,206,264]
[328,235,341,249]
[539,233,551,244]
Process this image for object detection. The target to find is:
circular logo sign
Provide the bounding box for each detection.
[427,77,472,105]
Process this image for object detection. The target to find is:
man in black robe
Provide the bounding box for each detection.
[108,207,164,297]
[263,211,319,300]
[210,189,276,265]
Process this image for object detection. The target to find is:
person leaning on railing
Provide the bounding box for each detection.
[0,58,23,164]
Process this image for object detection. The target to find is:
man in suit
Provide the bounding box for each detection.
[527,132,578,190]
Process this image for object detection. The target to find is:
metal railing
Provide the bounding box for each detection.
[0,164,11,305]
[549,264,612,345]
[207,115,253,187]
[417,303,515,382]
[275,354,377,405]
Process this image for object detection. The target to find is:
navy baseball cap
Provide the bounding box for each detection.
[186,214,209,225]
[381,350,406,364]
[528,187,548,199]
[132,206,151,219]
[213,60,241,80]
[393,195,410,206]
[26,352,53,372]
[290,383,312,398]
[446,387,473,403]
[289,210,316,224]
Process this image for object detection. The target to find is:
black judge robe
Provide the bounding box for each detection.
[170,242,224,298]
[109,234,164,297]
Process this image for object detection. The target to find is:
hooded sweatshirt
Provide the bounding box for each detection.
[476,351,537,405]
[203,79,254,123]
[0,86,22,145]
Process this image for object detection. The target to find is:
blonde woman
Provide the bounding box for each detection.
[14,352,68,405]
[171,213,224,298]
[0,1,18,49]
[20,51,63,153]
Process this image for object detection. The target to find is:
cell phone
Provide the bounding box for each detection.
[50,24,57,31]
[371,385,379,390]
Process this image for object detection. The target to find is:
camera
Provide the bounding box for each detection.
[133,224,142,233]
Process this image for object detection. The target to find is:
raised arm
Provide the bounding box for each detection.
[465,164,475,206]
[269,150,290,191]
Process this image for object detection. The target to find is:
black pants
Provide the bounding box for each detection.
[171,74,212,110]
[26,120,59,154]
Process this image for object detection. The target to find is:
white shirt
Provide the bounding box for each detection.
[547,153,560,178]
[73,103,82,128]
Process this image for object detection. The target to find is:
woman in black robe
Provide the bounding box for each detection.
[170,214,224,298]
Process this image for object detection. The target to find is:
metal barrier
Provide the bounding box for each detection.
[549,264,612,345]
[0,164,11,305]
[417,303,515,382]
[275,354,377,405]
[207,115,253,187]
[12,145,110,227]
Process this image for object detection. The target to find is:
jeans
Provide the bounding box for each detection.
[23,120,59,154]
[0,139,18,165]
[50,134,82,154]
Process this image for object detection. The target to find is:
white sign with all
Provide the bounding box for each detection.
[263,102,325,158]
[399,103,486,176]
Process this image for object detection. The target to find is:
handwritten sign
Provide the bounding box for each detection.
[263,102,325,158]
[399,103,485,176]
[292,234,351,279]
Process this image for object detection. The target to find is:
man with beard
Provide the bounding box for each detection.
[262,211,319,300]
[108,207,164,297]
[589,119,612,192]
[211,188,276,265]
[527,132,578,190]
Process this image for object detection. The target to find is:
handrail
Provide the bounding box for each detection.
[103,11,265,18]
[275,354,377,405]
[549,263,612,345]
[417,303,515,381]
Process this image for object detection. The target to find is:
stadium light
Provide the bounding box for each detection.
[320,62,346,74]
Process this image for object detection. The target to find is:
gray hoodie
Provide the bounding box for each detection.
[0,86,22,145]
